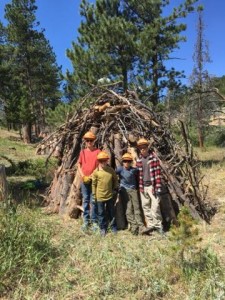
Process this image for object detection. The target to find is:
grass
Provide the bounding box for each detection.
[2,209,224,299]
[0,204,60,298]
[0,131,35,166]
[0,129,225,299]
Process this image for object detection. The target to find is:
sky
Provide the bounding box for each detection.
[0,0,225,85]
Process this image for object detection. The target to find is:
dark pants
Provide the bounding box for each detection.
[81,182,98,225]
[120,187,144,233]
[97,198,117,231]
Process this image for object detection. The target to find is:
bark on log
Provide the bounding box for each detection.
[0,165,8,201]
[64,165,82,218]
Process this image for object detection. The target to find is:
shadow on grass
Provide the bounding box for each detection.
[9,179,49,208]
[198,157,225,168]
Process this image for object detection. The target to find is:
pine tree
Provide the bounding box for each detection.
[65,0,198,104]
[2,0,61,142]
[189,8,214,148]
[0,21,21,129]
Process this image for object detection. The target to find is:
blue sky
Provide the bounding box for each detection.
[0,0,225,85]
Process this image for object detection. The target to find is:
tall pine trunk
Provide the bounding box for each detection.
[22,123,32,144]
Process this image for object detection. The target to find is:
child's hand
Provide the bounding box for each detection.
[83,176,91,184]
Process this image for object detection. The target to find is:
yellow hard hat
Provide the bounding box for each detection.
[97,151,109,160]
[122,153,133,161]
[83,131,96,140]
[137,138,149,147]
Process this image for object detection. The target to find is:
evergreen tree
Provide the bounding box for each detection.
[189,8,214,148]
[0,21,21,129]
[1,0,61,142]
[65,0,198,104]
[212,76,225,97]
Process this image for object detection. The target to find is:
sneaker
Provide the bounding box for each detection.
[139,226,153,235]
[131,227,139,235]
[81,224,89,232]
[100,229,106,237]
[91,223,99,233]
[112,228,117,234]
[156,228,165,235]
[155,228,167,239]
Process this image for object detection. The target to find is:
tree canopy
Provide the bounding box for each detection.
[0,0,62,142]
[65,0,199,105]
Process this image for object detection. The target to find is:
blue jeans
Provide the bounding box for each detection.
[81,182,98,225]
[97,198,117,231]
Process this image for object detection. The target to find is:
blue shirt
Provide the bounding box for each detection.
[116,166,138,190]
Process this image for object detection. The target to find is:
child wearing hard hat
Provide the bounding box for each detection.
[78,131,101,232]
[136,138,164,235]
[116,153,146,235]
[92,151,118,236]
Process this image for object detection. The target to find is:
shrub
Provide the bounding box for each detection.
[205,127,225,147]
[7,158,57,182]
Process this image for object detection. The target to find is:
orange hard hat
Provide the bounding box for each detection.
[83,131,96,140]
[97,151,109,160]
[137,138,149,147]
[122,153,133,161]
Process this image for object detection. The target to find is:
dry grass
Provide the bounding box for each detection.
[195,147,225,266]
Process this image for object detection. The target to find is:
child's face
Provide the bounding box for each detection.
[85,139,95,149]
[99,159,108,167]
[123,160,132,169]
[138,145,148,157]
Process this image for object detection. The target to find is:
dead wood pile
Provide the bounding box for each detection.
[37,87,216,224]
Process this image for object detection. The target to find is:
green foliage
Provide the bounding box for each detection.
[0,0,62,135]
[168,206,224,294]
[7,158,57,181]
[169,207,201,264]
[0,204,60,295]
[213,75,225,97]
[205,127,225,147]
[187,125,225,147]
[65,0,198,102]
[188,125,199,146]
[46,102,73,129]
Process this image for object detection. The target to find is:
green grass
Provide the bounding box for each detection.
[0,137,35,165]
[0,204,61,298]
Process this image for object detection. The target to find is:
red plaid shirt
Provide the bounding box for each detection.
[136,152,162,194]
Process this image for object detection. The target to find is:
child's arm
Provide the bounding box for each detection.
[92,170,97,200]
[112,169,119,191]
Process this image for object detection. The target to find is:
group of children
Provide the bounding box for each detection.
[78,131,164,237]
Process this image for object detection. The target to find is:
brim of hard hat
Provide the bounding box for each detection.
[122,159,133,161]
[83,137,95,140]
[137,143,149,147]
[98,158,109,161]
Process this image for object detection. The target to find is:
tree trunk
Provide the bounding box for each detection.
[22,123,32,144]
[0,165,8,201]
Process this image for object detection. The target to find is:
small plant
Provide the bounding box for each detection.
[168,207,222,284]
[169,207,201,264]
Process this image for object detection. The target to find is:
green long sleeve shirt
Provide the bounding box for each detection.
[92,166,118,201]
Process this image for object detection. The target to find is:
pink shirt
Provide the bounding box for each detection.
[78,148,101,176]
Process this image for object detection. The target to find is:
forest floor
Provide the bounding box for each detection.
[0,128,225,300]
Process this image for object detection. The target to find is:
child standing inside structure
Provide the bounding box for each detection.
[78,131,101,232]
[116,153,146,235]
[92,151,118,236]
